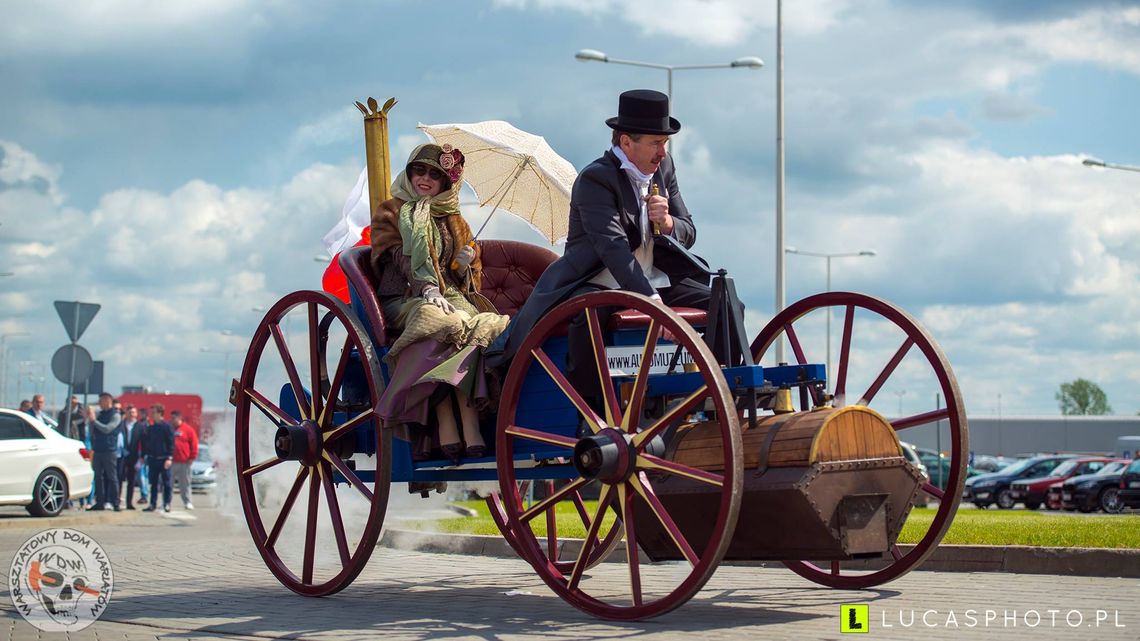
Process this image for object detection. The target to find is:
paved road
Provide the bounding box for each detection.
[2,496,1137,641]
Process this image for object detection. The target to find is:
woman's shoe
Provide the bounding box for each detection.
[440,442,463,465]
[465,443,486,460]
[412,432,433,462]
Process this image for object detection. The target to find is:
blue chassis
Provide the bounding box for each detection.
[274,291,824,486]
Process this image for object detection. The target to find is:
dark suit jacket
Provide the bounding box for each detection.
[123,420,145,464]
[487,150,703,363]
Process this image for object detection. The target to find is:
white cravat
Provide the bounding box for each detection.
[589,147,670,291]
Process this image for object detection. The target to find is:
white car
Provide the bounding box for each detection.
[0,408,94,516]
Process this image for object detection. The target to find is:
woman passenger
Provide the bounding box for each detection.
[371,143,509,464]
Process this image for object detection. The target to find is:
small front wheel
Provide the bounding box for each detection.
[234,290,391,596]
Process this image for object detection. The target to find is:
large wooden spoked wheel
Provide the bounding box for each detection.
[233,290,391,596]
[497,291,743,620]
[488,478,625,575]
[750,292,967,588]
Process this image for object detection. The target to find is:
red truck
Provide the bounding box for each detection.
[118,393,203,433]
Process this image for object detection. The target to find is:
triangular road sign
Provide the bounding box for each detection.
[54,300,101,343]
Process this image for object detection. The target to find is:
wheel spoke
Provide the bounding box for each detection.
[320,460,351,567]
[308,303,323,422]
[266,467,309,549]
[621,319,658,433]
[505,424,578,451]
[785,323,808,365]
[859,337,914,405]
[324,408,376,442]
[272,321,312,420]
[567,483,616,591]
[586,308,622,427]
[892,407,950,431]
[243,456,286,477]
[922,482,945,500]
[628,473,698,566]
[631,385,709,448]
[636,452,724,487]
[302,465,320,584]
[618,484,643,607]
[532,347,605,433]
[322,451,375,502]
[519,477,589,523]
[245,387,299,427]
[545,491,558,562]
[318,336,354,428]
[834,305,855,404]
[890,544,903,561]
[830,561,841,576]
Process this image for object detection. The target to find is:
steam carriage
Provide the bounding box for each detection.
[231,99,968,621]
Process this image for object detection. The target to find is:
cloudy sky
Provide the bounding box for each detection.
[1,0,1138,420]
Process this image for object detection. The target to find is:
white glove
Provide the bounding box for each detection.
[456,244,476,269]
[422,285,455,314]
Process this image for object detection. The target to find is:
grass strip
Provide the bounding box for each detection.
[400,501,1140,549]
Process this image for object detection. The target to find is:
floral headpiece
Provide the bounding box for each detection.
[438,144,464,183]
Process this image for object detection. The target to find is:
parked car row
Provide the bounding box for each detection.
[962,453,1140,514]
[1008,456,1115,509]
[1120,458,1140,510]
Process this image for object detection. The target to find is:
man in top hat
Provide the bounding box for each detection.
[487,89,711,397]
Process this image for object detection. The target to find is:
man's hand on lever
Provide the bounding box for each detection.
[645,192,673,236]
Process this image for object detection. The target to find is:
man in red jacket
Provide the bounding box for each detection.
[170,411,199,510]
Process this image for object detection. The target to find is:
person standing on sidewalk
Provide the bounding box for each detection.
[26,394,48,423]
[142,404,175,513]
[170,410,199,510]
[87,393,123,511]
[118,405,145,509]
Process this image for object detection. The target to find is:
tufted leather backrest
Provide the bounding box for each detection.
[338,240,558,347]
[478,240,559,317]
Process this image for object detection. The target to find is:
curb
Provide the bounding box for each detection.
[378,528,1140,579]
[0,508,141,530]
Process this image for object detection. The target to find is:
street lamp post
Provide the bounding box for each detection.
[574,49,764,106]
[784,247,876,380]
[1082,158,1140,173]
[775,0,786,362]
[202,335,246,428]
[1,332,31,407]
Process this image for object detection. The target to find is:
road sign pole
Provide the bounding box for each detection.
[64,382,74,439]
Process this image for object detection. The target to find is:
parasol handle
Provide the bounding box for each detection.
[450,240,477,272]
[650,182,661,236]
[451,158,529,270]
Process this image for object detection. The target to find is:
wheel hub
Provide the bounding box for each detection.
[274,420,323,465]
[573,428,635,484]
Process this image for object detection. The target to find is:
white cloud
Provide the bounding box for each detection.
[0,0,266,54]
[930,7,1140,93]
[0,139,360,405]
[494,0,854,44]
[0,140,63,204]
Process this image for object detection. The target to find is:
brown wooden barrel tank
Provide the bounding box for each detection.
[634,406,924,561]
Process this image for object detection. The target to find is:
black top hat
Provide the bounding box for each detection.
[605,89,681,135]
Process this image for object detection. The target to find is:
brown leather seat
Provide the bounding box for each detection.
[338,240,706,347]
[609,306,707,330]
[477,240,559,318]
[337,240,559,347]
